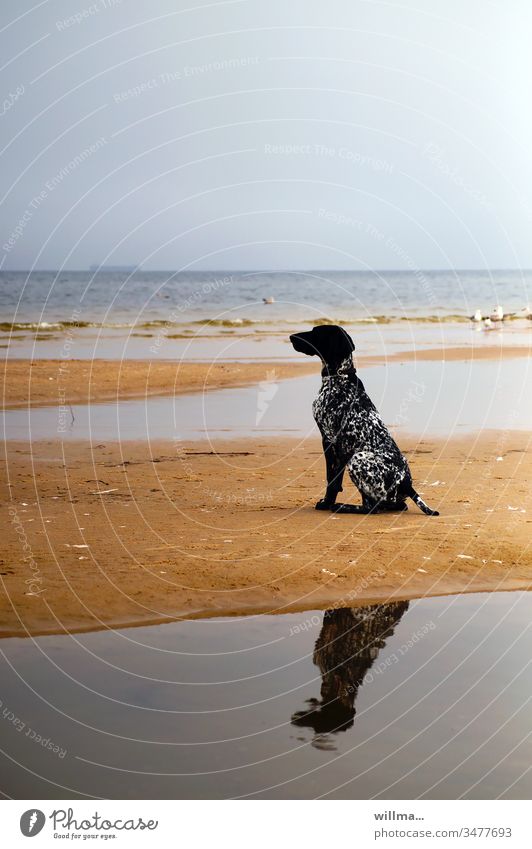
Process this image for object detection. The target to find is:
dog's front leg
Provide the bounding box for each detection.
[316,437,346,510]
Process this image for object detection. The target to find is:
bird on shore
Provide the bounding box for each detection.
[469,304,529,323]
[489,305,504,321]
[490,304,532,321]
[262,296,275,304]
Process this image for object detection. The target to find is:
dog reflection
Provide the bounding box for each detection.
[292,602,409,748]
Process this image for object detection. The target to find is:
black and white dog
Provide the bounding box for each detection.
[290,324,439,516]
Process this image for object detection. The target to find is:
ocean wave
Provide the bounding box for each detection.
[184,313,489,326]
[190,318,261,327]
[2,313,529,334]
[138,313,529,327]
[0,320,105,331]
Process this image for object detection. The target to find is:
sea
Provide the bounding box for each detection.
[1,269,531,334]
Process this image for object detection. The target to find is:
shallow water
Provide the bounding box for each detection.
[2,316,531,361]
[2,357,531,441]
[1,591,532,799]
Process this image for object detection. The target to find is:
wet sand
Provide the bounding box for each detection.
[3,342,531,408]
[2,432,531,637]
[368,343,532,363]
[1,358,317,409]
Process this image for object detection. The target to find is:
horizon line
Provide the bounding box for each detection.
[2,267,532,274]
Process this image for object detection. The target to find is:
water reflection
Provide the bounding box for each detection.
[292,602,409,749]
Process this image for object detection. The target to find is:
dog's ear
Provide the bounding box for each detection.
[327,326,354,363]
[338,327,355,355]
[312,325,355,367]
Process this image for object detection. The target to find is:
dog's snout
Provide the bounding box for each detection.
[290,332,309,353]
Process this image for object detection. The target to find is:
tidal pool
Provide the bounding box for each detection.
[2,357,531,441]
[1,591,532,799]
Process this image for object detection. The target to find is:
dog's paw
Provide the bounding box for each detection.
[315,499,334,511]
[331,503,365,514]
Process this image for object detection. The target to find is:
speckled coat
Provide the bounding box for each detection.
[313,356,412,505]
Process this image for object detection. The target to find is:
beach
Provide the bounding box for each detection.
[2,426,531,638]
[4,1,532,805]
[1,357,317,408]
[2,343,532,409]
[1,270,531,638]
[1,283,532,801]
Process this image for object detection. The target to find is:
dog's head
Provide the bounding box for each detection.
[290,324,355,367]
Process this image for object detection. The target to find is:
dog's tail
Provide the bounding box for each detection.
[407,486,439,516]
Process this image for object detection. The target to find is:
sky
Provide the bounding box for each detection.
[1,0,532,271]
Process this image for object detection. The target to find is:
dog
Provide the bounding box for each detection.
[290,324,439,515]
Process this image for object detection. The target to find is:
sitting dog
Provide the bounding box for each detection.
[290,324,439,515]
